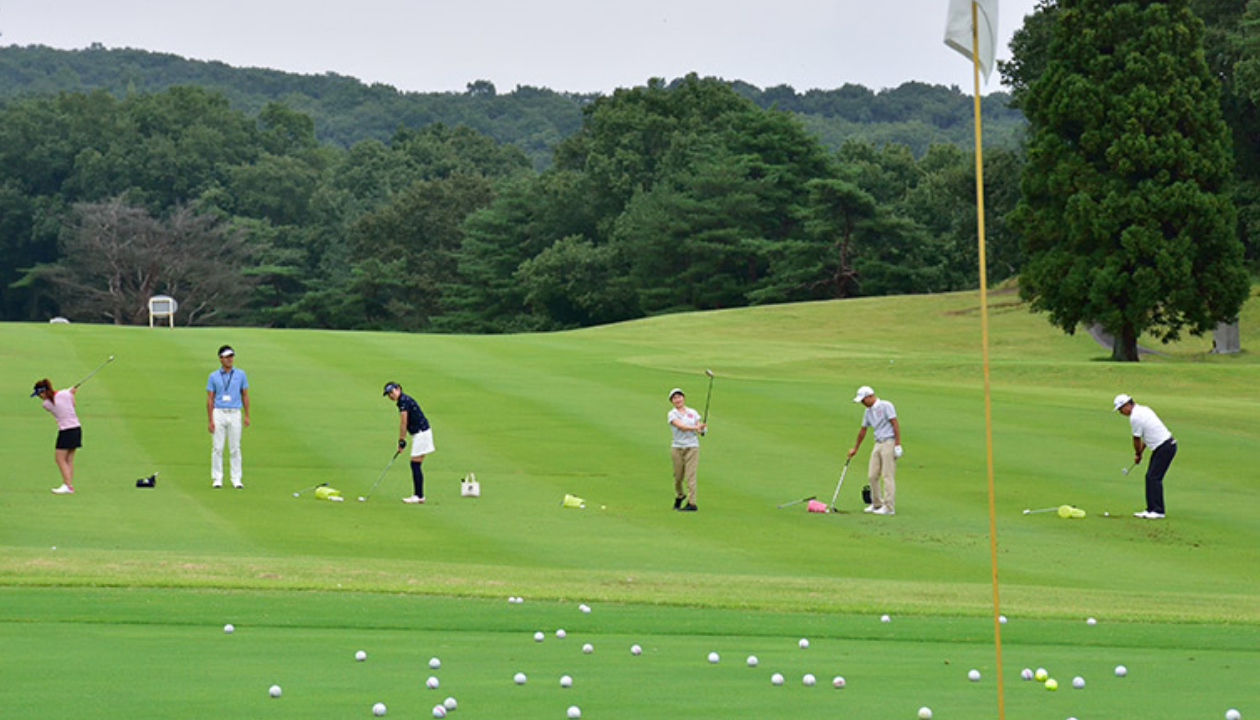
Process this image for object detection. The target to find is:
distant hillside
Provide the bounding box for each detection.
[0,45,1025,167]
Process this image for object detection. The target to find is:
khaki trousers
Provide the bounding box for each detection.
[671,446,699,504]
[868,439,896,511]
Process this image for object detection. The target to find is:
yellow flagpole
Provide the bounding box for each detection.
[971,2,1006,719]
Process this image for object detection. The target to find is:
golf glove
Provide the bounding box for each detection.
[894,445,903,459]
[398,439,407,451]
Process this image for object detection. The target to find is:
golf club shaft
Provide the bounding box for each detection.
[828,459,850,511]
[701,371,714,423]
[1024,506,1059,514]
[295,482,329,496]
[74,356,114,388]
[777,495,815,509]
[362,451,401,500]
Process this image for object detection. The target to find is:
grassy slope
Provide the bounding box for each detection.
[1,287,1258,622]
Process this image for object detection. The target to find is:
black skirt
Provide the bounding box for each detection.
[55,426,82,450]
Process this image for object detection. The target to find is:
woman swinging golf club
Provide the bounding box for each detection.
[31,378,83,495]
[667,388,706,512]
[383,382,433,504]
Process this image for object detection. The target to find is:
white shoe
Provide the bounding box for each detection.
[874,506,895,515]
[51,484,75,494]
[1133,510,1154,518]
[863,505,877,513]
[1142,511,1164,519]
[211,481,223,489]
[402,495,425,504]
[232,482,244,489]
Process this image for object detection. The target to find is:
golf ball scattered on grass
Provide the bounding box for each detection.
[582,643,594,654]
[707,651,720,663]
[918,706,933,720]
[798,637,810,649]
[1072,676,1085,689]
[631,644,642,656]
[426,676,440,689]
[268,684,281,698]
[803,673,816,686]
[880,614,891,623]
[534,631,545,642]
[999,614,1007,624]
[355,650,367,662]
[1020,668,1033,680]
[771,673,785,686]
[567,706,582,719]
[443,697,457,710]
[1087,617,1097,625]
[579,603,591,613]
[1045,678,1059,691]
[832,676,846,689]
[968,669,981,681]
[372,702,387,716]
[431,705,446,718]
[1034,668,1049,682]
[560,674,573,688]
[514,672,527,685]
[223,623,234,634]
[1115,665,1128,677]
[555,629,567,639]
[429,657,441,669]
[746,655,759,667]
[1226,709,1241,720]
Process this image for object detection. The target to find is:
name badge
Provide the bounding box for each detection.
[221,394,232,402]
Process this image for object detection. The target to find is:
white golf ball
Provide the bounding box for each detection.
[372,701,387,716]
[1087,617,1097,625]
[798,638,810,649]
[534,631,545,642]
[832,675,846,689]
[1226,709,1241,720]
[429,657,441,669]
[1020,668,1034,680]
[630,644,642,656]
[579,603,591,613]
[1115,665,1128,677]
[771,673,785,686]
[999,614,1007,624]
[803,673,816,686]
[355,650,367,662]
[1072,676,1085,689]
[918,707,933,720]
[268,684,281,698]
[582,643,594,654]
[968,669,981,682]
[707,651,720,664]
[513,672,527,685]
[443,697,457,710]
[560,674,573,688]
[746,655,759,667]
[431,705,447,719]
[425,675,439,689]
[555,628,567,639]
[223,623,235,634]
[567,706,582,719]
[880,614,891,623]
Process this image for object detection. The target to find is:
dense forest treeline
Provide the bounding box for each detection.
[0,45,1026,167]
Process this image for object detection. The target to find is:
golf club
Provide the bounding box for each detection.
[358,450,401,502]
[827,458,851,513]
[700,369,715,435]
[292,481,329,498]
[73,355,114,388]
[776,495,816,509]
[1120,462,1138,476]
[1022,506,1061,515]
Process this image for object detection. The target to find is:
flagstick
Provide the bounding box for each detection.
[972,3,1006,719]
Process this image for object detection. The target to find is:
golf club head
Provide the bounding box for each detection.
[704,369,714,377]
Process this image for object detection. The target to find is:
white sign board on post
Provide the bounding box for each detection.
[149,295,178,328]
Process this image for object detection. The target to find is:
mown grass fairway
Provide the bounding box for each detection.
[2,287,1258,718]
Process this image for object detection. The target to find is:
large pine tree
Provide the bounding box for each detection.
[1013,0,1250,360]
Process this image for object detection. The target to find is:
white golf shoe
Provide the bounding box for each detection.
[51,484,75,494]
[402,495,426,504]
[874,506,895,516]
[863,505,877,513]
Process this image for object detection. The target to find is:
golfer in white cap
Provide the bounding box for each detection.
[207,344,249,489]
[847,386,902,515]
[1114,394,1176,519]
[667,388,706,512]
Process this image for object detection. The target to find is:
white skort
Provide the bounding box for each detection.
[410,429,435,456]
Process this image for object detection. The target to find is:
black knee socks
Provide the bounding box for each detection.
[411,460,424,498]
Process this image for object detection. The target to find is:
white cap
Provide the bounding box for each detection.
[853,386,875,403]
[668,387,684,400]
[1113,393,1133,411]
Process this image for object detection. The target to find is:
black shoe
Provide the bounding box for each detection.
[680,503,698,512]
[673,496,684,510]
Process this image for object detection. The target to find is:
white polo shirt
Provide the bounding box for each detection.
[862,399,898,442]
[1129,403,1172,450]
[668,407,702,448]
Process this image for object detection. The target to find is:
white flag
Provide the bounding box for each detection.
[944,0,999,82]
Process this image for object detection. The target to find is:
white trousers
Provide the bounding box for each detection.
[211,408,243,484]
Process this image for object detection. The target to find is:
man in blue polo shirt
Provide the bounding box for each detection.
[207,345,250,489]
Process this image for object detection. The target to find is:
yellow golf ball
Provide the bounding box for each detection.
[1045,678,1059,691]
[1034,668,1049,682]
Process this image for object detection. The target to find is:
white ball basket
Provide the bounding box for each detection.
[460,472,480,498]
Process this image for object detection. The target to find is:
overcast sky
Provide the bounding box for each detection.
[3,1,1040,95]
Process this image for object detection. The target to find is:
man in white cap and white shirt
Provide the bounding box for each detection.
[847,386,902,515]
[1114,393,1176,518]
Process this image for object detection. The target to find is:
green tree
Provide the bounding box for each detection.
[1013,0,1250,361]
